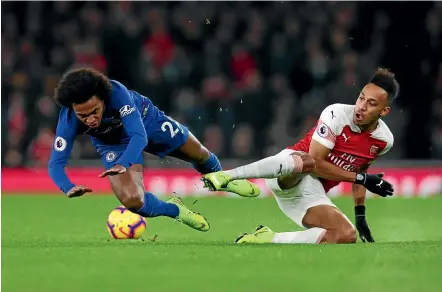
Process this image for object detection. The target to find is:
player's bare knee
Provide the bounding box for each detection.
[120,191,144,210]
[114,181,145,211]
[337,226,357,244]
[109,170,145,210]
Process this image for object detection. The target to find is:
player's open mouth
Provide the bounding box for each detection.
[355,112,363,121]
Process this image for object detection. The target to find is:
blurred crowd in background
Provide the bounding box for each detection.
[2,1,442,167]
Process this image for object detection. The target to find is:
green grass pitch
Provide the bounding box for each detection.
[2,194,442,292]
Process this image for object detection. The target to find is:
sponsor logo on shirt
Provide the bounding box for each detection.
[119,105,135,118]
[327,152,357,172]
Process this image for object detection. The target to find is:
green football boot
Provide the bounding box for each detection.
[167,197,210,232]
[202,171,260,198]
[235,225,275,244]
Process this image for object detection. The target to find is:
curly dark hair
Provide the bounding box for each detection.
[54,68,112,108]
[369,67,400,105]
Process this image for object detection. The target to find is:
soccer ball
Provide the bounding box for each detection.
[106,206,147,239]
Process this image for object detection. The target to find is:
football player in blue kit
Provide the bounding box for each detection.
[48,68,260,232]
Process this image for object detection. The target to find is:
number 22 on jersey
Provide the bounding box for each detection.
[161,116,184,138]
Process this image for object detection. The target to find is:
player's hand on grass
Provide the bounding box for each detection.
[355,172,394,197]
[99,164,127,178]
[354,205,375,243]
[67,186,93,198]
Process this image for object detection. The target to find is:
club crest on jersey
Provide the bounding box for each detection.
[106,151,117,162]
[370,145,380,156]
[317,123,329,138]
[54,137,67,152]
[119,105,135,118]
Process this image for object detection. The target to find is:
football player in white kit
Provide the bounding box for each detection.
[203,68,399,244]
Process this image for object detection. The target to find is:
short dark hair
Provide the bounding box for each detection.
[54,68,112,108]
[369,67,400,105]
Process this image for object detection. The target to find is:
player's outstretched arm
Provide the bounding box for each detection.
[48,109,91,196]
[48,141,78,195]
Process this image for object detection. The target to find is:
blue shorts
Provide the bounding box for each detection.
[98,115,189,170]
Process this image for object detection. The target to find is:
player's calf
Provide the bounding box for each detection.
[126,192,180,219]
[106,165,209,230]
[170,132,221,174]
[117,188,180,219]
[223,149,313,181]
[302,205,357,244]
[173,132,260,197]
[202,149,312,196]
[109,174,146,211]
[108,165,180,219]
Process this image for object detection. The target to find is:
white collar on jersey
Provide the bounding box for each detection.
[349,108,362,133]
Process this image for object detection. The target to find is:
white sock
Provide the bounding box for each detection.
[224,153,304,180]
[272,228,327,244]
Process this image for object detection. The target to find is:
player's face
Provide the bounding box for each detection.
[72,96,105,128]
[354,83,390,129]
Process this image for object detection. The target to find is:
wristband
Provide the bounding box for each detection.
[355,173,366,184]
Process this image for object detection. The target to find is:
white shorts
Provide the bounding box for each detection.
[265,149,341,229]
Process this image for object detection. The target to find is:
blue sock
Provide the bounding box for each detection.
[130,192,179,218]
[192,152,222,174]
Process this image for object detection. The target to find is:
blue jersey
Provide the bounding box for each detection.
[48,80,188,194]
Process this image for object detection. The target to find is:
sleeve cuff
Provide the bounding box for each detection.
[115,161,131,169]
[61,183,76,195]
[312,134,335,149]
